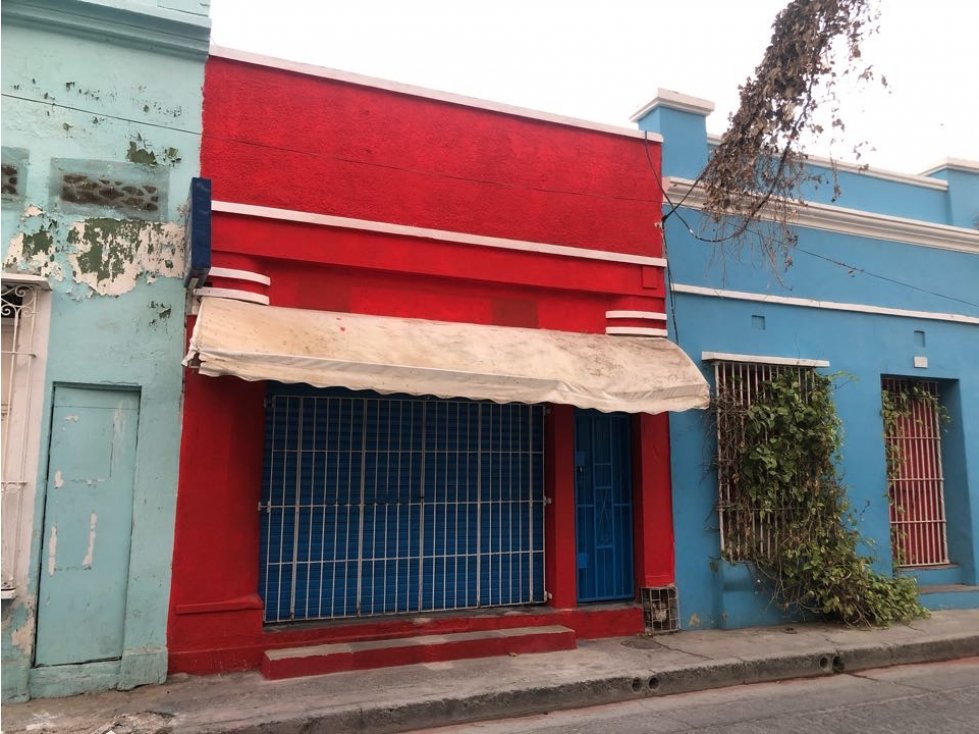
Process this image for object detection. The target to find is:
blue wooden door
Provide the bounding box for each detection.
[35,387,139,666]
[575,410,634,602]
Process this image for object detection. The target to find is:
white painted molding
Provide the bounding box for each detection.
[631,89,715,121]
[919,158,979,176]
[1,272,52,290]
[673,283,979,326]
[701,351,830,368]
[704,135,949,190]
[211,200,668,268]
[606,326,668,337]
[208,267,272,286]
[4,0,210,59]
[193,287,270,306]
[663,178,979,253]
[210,46,663,143]
[605,310,668,321]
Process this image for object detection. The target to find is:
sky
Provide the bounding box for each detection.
[209,0,978,175]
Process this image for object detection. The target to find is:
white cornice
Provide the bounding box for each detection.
[701,352,830,368]
[1,272,53,290]
[606,326,668,337]
[631,89,715,122]
[605,310,667,321]
[664,177,979,254]
[208,267,272,286]
[704,134,948,190]
[211,200,668,268]
[674,284,979,326]
[919,158,979,176]
[210,46,663,143]
[2,0,210,59]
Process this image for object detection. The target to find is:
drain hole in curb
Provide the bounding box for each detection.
[819,655,831,671]
[833,655,845,673]
[631,678,643,692]
[647,676,660,691]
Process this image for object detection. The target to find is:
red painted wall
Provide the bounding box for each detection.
[203,57,663,257]
[169,55,673,674]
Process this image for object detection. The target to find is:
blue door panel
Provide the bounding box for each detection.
[575,410,634,603]
[35,387,139,666]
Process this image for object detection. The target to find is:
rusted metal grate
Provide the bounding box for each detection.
[883,378,948,567]
[642,585,678,633]
[713,361,820,561]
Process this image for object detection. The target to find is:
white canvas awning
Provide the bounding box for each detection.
[185,297,709,414]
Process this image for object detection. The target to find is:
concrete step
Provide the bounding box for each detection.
[919,584,979,611]
[261,624,577,680]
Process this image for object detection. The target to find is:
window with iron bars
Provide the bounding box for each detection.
[2,283,41,595]
[882,378,948,567]
[713,360,822,560]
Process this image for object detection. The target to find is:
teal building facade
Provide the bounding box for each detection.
[1,0,209,701]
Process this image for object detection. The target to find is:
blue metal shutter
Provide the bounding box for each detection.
[259,386,545,623]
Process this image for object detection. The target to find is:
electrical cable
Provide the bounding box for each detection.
[638,135,979,310]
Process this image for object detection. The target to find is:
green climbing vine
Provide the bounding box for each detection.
[719,370,925,626]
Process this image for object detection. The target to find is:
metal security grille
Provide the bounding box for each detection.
[1,284,40,595]
[883,378,948,567]
[259,388,546,623]
[713,361,820,560]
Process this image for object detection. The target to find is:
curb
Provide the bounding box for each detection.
[200,632,979,734]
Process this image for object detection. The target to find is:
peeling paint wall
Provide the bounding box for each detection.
[1,0,209,702]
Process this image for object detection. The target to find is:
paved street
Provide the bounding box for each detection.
[412,657,979,734]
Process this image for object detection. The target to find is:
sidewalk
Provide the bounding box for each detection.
[4,609,978,734]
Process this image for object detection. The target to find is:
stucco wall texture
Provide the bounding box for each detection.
[637,100,979,630]
[1,0,208,701]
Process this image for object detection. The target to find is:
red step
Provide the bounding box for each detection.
[261,624,576,680]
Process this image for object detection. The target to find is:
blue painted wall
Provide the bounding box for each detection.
[638,100,979,629]
[1,0,209,701]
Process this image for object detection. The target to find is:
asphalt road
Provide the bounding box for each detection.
[411,657,979,734]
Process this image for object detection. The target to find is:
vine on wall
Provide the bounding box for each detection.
[719,370,926,626]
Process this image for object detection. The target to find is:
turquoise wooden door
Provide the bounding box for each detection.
[575,409,634,602]
[35,387,139,667]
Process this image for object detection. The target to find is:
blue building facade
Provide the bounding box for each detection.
[635,90,979,629]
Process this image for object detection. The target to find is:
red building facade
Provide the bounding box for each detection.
[169,49,707,676]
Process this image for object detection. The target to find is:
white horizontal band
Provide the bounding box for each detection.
[211,46,663,143]
[704,135,949,190]
[1,272,52,290]
[606,326,668,337]
[672,283,979,326]
[631,89,715,121]
[208,267,272,286]
[702,351,830,368]
[664,178,978,253]
[605,310,668,320]
[212,200,668,269]
[194,287,270,306]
